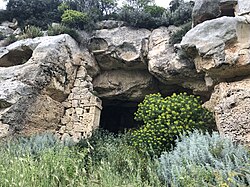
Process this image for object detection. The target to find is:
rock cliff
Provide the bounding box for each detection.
[0,0,250,144]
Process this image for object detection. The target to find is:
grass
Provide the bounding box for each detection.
[0,131,162,187]
[0,130,249,187]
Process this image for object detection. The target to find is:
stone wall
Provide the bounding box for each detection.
[57,66,102,142]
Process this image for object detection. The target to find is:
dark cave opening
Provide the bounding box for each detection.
[100,100,141,133]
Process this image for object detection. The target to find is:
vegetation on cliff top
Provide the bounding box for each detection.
[1,0,193,30]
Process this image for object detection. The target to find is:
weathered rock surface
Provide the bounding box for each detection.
[93,70,159,101]
[192,0,237,26]
[237,0,250,15]
[0,34,96,137]
[181,16,250,87]
[205,77,250,144]
[95,20,127,30]
[147,26,206,94]
[89,27,151,70]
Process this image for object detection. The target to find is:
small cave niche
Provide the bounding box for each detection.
[88,38,108,52]
[220,4,236,17]
[0,47,33,67]
[100,100,142,133]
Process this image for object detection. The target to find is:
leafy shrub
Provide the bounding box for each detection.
[169,0,193,26]
[131,93,215,154]
[169,22,191,45]
[159,130,250,186]
[20,25,43,39]
[117,6,169,29]
[47,24,80,43]
[61,10,89,29]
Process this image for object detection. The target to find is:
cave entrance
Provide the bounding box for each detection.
[100,100,141,133]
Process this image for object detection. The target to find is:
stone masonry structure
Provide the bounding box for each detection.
[57,66,102,142]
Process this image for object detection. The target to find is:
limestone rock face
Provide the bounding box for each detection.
[192,0,221,26]
[237,0,250,15]
[205,77,250,144]
[181,16,250,86]
[89,27,151,70]
[0,34,95,137]
[95,20,127,30]
[93,70,159,101]
[192,0,237,26]
[148,26,205,94]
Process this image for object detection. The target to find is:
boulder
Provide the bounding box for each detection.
[204,77,250,145]
[148,26,205,94]
[0,34,95,136]
[192,0,237,26]
[192,0,221,26]
[93,70,167,101]
[89,27,151,70]
[181,16,250,86]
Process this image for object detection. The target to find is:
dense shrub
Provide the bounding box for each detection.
[169,22,191,45]
[159,130,250,186]
[47,24,80,43]
[4,0,62,29]
[131,93,215,154]
[117,5,169,29]
[19,25,43,39]
[61,10,89,29]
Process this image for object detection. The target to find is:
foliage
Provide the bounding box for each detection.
[159,130,250,186]
[131,93,215,154]
[117,6,169,29]
[0,131,163,186]
[5,34,17,45]
[47,24,80,43]
[169,0,193,26]
[76,129,162,186]
[5,0,62,29]
[169,22,191,45]
[19,25,43,39]
[61,10,88,29]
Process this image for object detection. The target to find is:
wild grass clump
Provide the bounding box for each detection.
[20,25,43,39]
[47,24,80,43]
[0,131,163,187]
[159,130,250,186]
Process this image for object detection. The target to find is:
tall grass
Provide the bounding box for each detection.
[0,131,162,187]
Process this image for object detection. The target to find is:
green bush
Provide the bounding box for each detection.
[61,10,89,29]
[20,25,43,39]
[47,24,80,43]
[159,130,250,186]
[131,93,215,154]
[169,22,191,45]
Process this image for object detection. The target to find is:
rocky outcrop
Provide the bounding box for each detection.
[181,16,250,87]
[89,27,151,70]
[237,0,250,15]
[205,77,250,144]
[0,34,99,138]
[147,26,207,95]
[93,70,159,101]
[192,0,237,26]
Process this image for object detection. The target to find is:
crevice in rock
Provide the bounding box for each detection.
[0,47,33,67]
